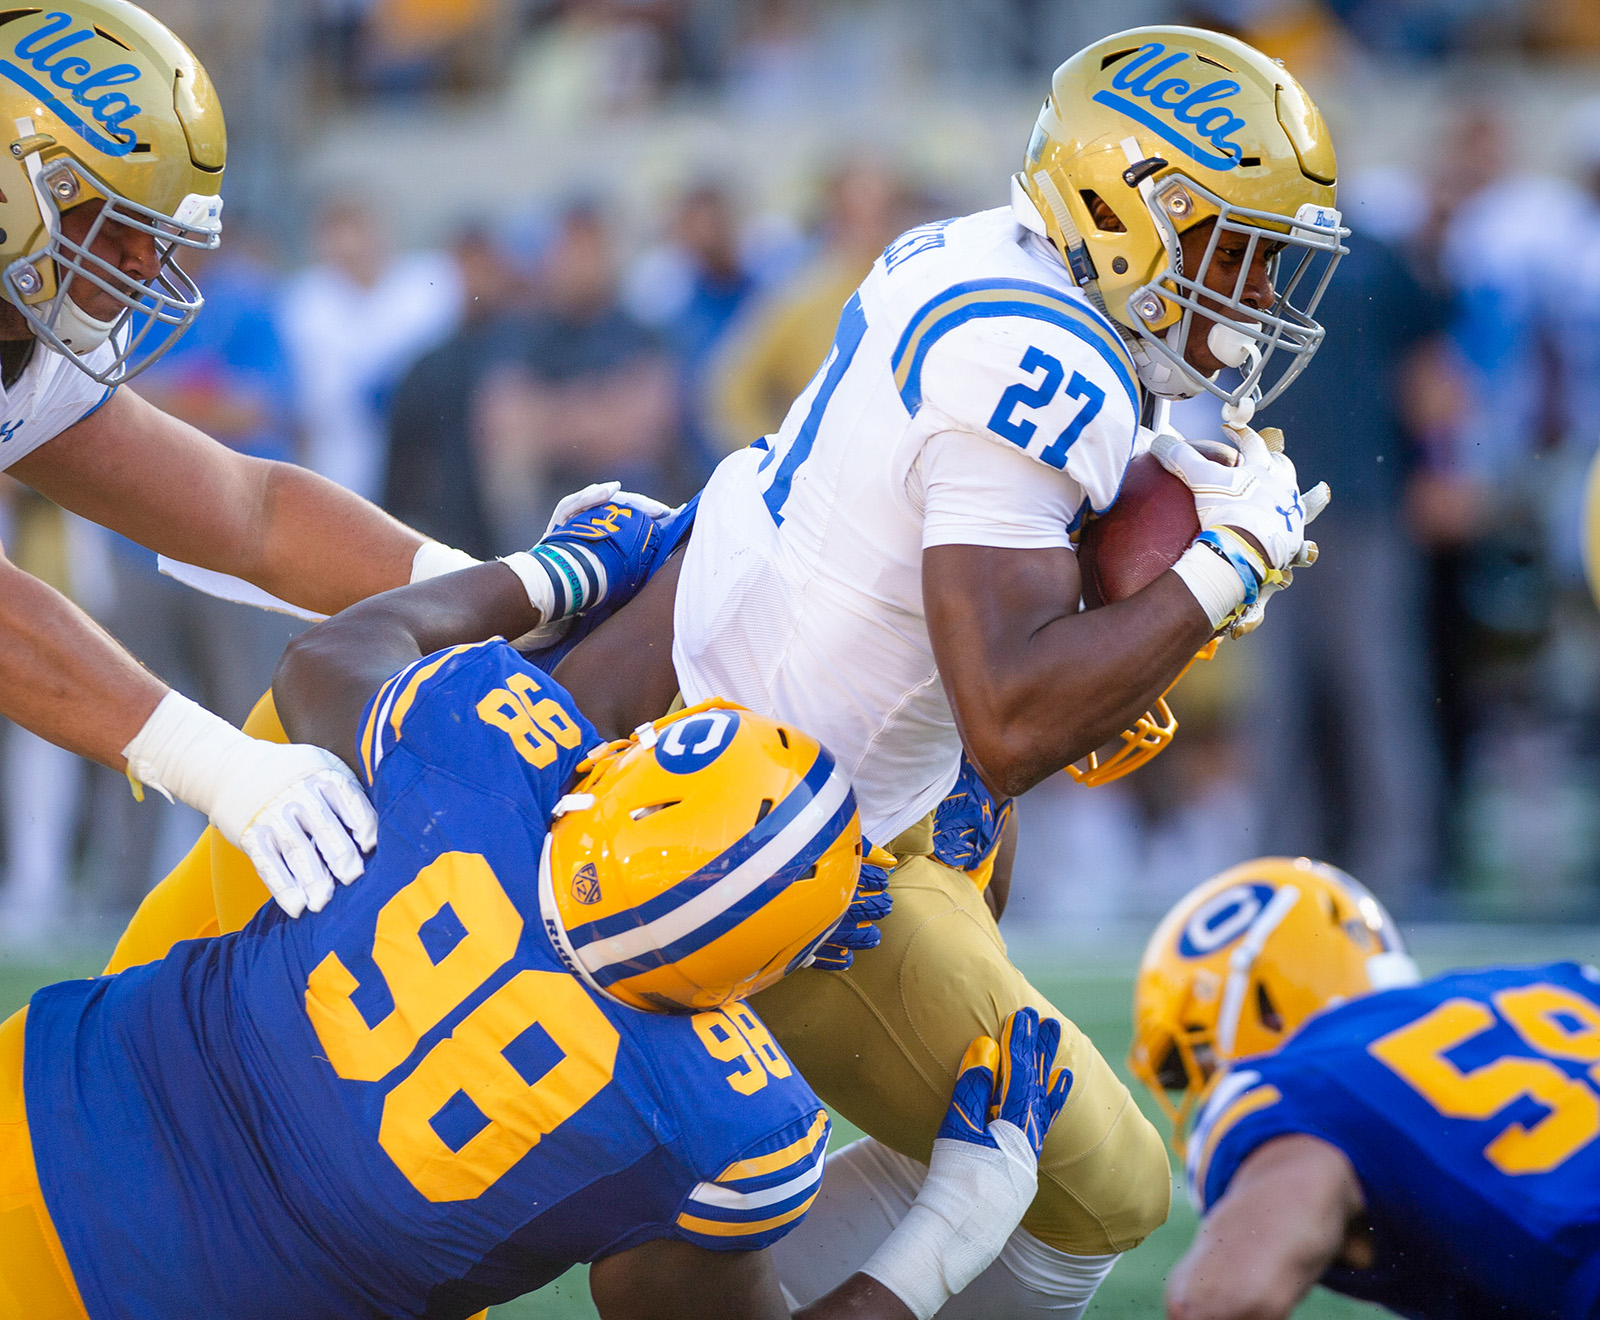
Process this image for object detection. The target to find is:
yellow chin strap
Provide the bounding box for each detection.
[1065,640,1219,787]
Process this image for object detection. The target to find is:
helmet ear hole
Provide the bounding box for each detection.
[1080,190,1127,234]
[1256,981,1285,1033]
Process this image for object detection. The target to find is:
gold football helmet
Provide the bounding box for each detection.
[0,1,225,384]
[540,699,863,1014]
[1130,856,1418,1149]
[1019,26,1347,415]
[1065,639,1216,786]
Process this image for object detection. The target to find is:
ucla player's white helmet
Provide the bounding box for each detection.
[0,0,224,384]
[1019,26,1348,415]
[540,700,864,1014]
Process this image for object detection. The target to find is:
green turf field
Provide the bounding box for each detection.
[0,943,1386,1319]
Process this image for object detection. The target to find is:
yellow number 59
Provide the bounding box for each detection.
[1369,983,1600,1175]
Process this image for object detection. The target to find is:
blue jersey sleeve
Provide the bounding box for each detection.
[355,640,602,803]
[1186,1061,1332,1213]
[671,1107,831,1252]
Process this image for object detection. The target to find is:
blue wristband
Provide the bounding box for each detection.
[1195,530,1262,609]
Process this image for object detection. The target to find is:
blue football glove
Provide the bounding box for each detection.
[807,860,893,972]
[937,1007,1072,1157]
[534,484,664,616]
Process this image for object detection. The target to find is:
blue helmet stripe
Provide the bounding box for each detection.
[589,788,858,988]
[564,748,838,947]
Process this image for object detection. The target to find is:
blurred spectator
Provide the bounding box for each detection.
[627,183,766,482]
[476,201,677,546]
[383,225,527,558]
[89,240,307,917]
[362,0,513,95]
[509,0,675,124]
[279,196,461,501]
[713,161,909,449]
[0,484,95,942]
[1250,231,1452,911]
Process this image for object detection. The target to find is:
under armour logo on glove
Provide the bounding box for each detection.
[1276,489,1302,533]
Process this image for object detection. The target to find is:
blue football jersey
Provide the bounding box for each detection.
[24,642,828,1320]
[1188,963,1600,1320]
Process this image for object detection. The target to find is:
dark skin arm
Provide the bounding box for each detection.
[1167,1134,1371,1320]
[589,1237,913,1320]
[925,543,1212,798]
[272,562,539,770]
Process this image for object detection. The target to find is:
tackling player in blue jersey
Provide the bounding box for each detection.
[0,547,1072,1320]
[1129,857,1600,1320]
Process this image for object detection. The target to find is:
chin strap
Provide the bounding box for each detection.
[1017,170,1112,324]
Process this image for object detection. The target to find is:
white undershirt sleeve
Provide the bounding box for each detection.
[916,429,1089,552]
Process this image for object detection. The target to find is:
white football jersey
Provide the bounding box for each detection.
[674,203,1142,844]
[0,341,116,473]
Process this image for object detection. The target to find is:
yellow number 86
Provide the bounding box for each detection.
[306,852,618,1202]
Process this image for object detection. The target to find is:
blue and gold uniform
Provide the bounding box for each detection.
[1189,963,1600,1320]
[22,642,829,1320]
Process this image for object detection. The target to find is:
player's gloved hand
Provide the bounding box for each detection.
[123,692,378,918]
[1154,424,1329,636]
[499,482,664,627]
[806,858,893,971]
[860,1008,1073,1320]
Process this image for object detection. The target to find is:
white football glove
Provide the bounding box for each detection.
[543,480,673,537]
[1151,422,1328,572]
[1154,424,1328,638]
[123,692,378,918]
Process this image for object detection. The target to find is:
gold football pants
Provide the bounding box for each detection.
[752,850,1171,1256]
[0,1009,91,1319]
[107,693,1171,1256]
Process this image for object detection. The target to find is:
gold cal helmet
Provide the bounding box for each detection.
[1019,27,1348,416]
[540,700,863,1014]
[1130,857,1418,1149]
[0,1,225,384]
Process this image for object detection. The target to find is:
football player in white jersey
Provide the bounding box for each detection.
[0,0,621,921]
[554,26,1348,1319]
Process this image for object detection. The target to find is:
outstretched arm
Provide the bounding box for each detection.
[1166,1135,1366,1320]
[273,562,539,771]
[11,388,433,616]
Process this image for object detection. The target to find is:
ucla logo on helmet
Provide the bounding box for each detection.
[571,863,602,906]
[655,710,740,776]
[1093,41,1247,171]
[2,12,145,156]
[1178,882,1276,958]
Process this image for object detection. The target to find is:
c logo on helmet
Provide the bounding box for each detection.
[655,711,740,775]
[1178,883,1276,958]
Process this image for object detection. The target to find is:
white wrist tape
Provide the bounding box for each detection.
[1171,541,1249,631]
[499,543,608,623]
[860,1123,1039,1320]
[122,691,252,818]
[409,541,482,584]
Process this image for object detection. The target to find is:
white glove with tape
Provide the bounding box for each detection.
[123,692,378,918]
[543,480,673,536]
[1153,424,1329,636]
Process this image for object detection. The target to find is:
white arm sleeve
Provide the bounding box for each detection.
[916,426,1087,551]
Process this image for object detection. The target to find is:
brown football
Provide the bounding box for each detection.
[1078,451,1200,607]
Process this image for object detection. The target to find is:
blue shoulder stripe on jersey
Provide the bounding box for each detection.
[587,789,857,989]
[76,384,117,425]
[564,749,839,947]
[891,278,1140,417]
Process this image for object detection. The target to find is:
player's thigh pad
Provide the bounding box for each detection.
[103,691,283,973]
[0,1011,90,1319]
[751,854,1170,1255]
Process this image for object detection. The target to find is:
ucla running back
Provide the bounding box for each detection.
[544,26,1346,1317]
[0,553,1074,1319]
[1133,858,1600,1320]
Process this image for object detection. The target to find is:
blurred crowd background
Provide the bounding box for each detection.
[4,0,1600,949]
